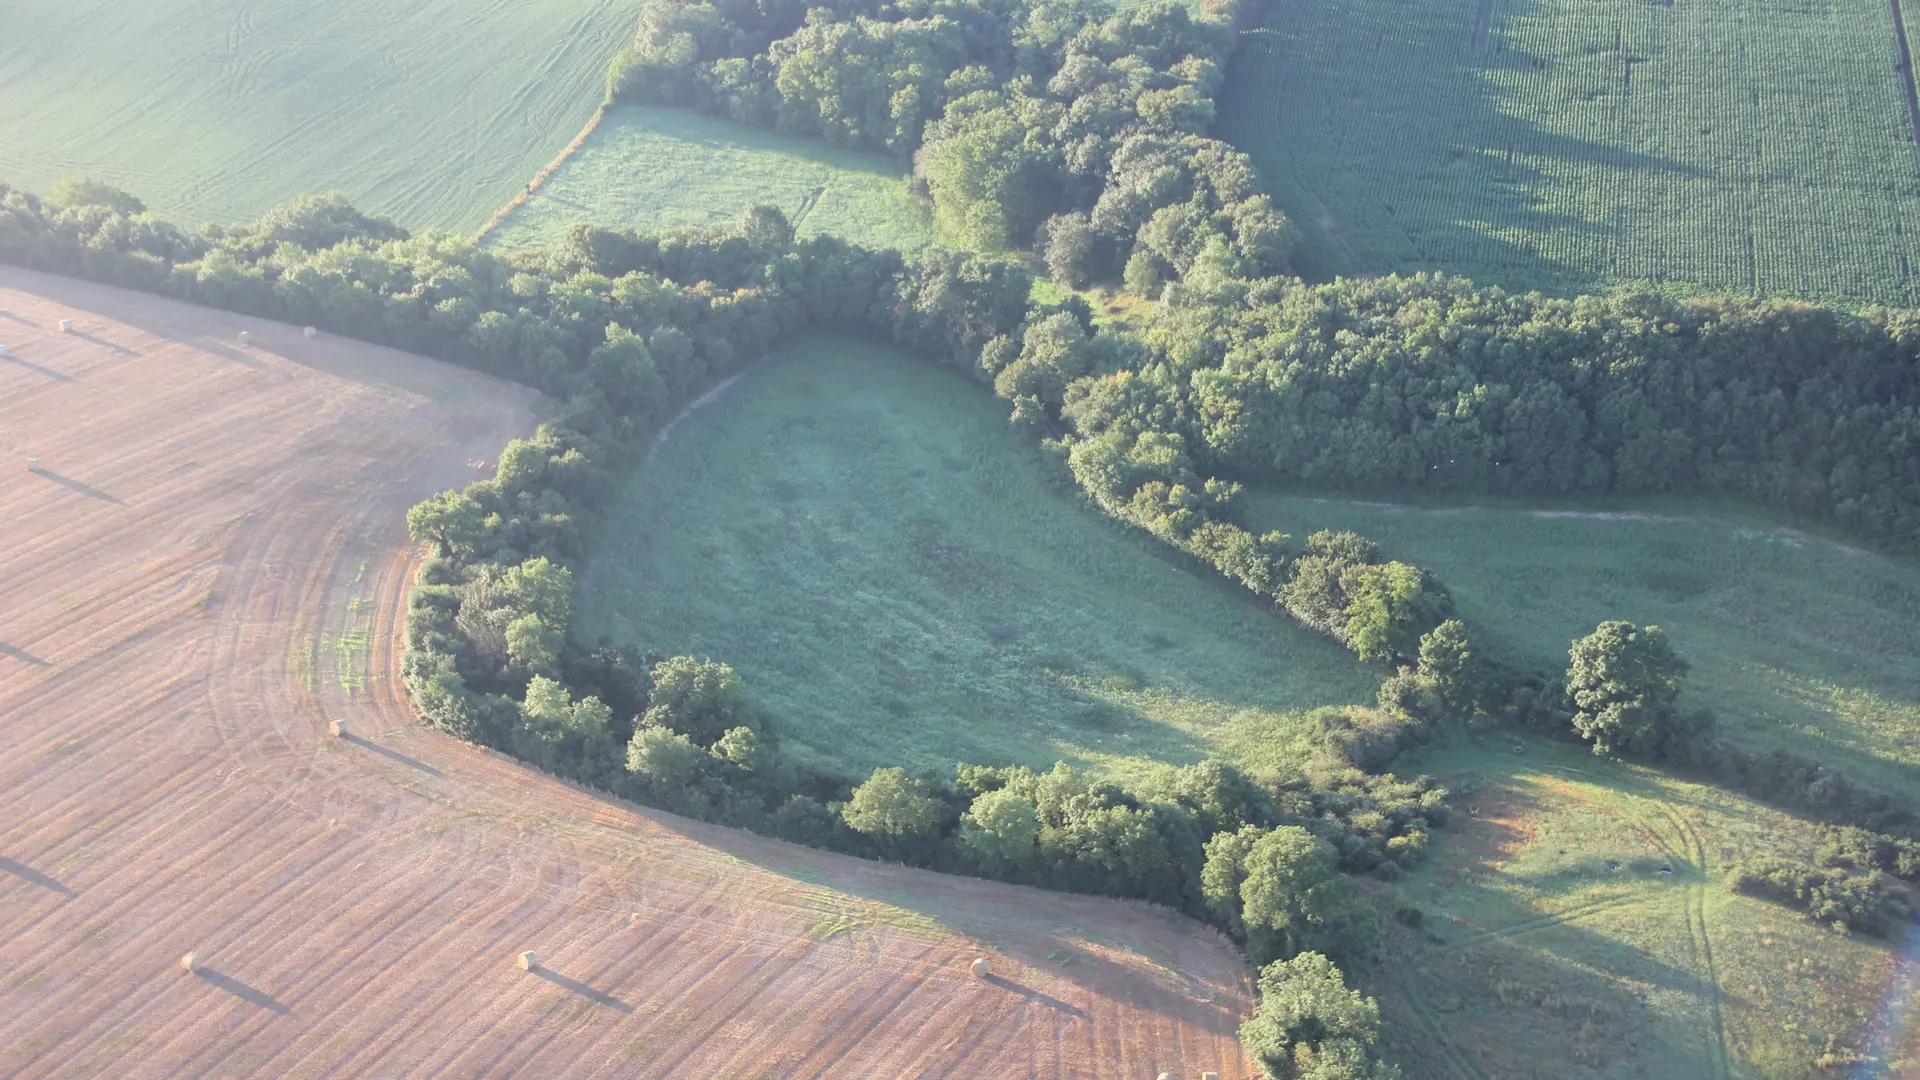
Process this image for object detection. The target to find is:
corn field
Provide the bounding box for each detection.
[1218,0,1920,305]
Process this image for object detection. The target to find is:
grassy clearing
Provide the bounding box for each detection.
[0,0,630,231]
[1373,733,1916,1080]
[1246,494,1920,806]
[575,337,1376,782]
[487,105,936,251]
[1217,0,1920,305]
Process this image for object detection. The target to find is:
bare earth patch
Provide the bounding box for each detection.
[0,268,1253,1078]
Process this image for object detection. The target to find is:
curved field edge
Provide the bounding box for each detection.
[575,336,1380,783]
[1370,734,1920,1079]
[0,0,632,232]
[1244,493,1920,803]
[0,268,1256,1079]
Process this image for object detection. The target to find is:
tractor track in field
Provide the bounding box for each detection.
[1649,801,1733,1080]
[1539,763,1733,1080]
[1396,972,1491,1080]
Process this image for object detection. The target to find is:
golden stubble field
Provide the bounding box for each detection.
[0,267,1254,1078]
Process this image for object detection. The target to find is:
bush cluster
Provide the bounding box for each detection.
[1727,856,1913,938]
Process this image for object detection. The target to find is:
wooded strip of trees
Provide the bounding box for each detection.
[10,179,1920,1076]
[609,0,1297,284]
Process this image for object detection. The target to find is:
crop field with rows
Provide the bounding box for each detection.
[1217,0,1920,305]
[487,106,936,251]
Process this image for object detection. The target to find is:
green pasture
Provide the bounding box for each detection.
[1217,0,1920,305]
[1373,733,1916,1080]
[486,106,936,251]
[0,0,630,232]
[575,338,1376,782]
[1246,494,1920,805]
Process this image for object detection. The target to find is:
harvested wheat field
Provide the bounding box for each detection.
[0,267,1254,1078]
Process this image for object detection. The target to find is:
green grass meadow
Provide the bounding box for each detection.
[1217,0,1920,305]
[0,0,631,232]
[576,337,1376,782]
[1376,733,1918,1080]
[487,105,937,251]
[1247,494,1920,805]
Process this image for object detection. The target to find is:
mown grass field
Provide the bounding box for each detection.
[487,105,936,251]
[575,338,1376,782]
[1217,0,1920,305]
[1247,494,1920,806]
[0,0,631,231]
[1373,733,1918,1080]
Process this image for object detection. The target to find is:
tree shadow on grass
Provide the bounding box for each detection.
[197,968,291,1014]
[1217,0,1712,296]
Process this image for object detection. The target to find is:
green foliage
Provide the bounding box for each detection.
[611,0,1288,286]
[1728,856,1913,938]
[1341,562,1450,665]
[644,656,754,746]
[843,767,942,838]
[45,178,145,216]
[407,490,486,556]
[1211,825,1377,965]
[1415,620,1476,709]
[960,787,1042,871]
[1239,952,1400,1080]
[626,722,705,787]
[1566,622,1691,758]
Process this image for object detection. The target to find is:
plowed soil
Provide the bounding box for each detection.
[0,267,1254,1078]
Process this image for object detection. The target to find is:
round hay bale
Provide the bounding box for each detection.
[303,326,318,339]
[237,330,252,346]
[969,957,989,978]
[517,950,538,971]
[59,319,73,333]
[180,952,202,974]
[329,719,347,738]
[0,345,9,356]
[26,458,38,473]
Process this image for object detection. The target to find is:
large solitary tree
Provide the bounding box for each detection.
[1565,621,1690,757]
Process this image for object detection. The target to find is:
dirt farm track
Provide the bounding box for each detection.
[0,267,1253,1079]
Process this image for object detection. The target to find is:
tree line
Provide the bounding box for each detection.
[609,0,1297,286]
[9,179,1920,1075]
[0,181,1420,1077]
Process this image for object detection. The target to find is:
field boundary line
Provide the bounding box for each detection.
[471,100,610,243]
[1891,0,1920,146]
